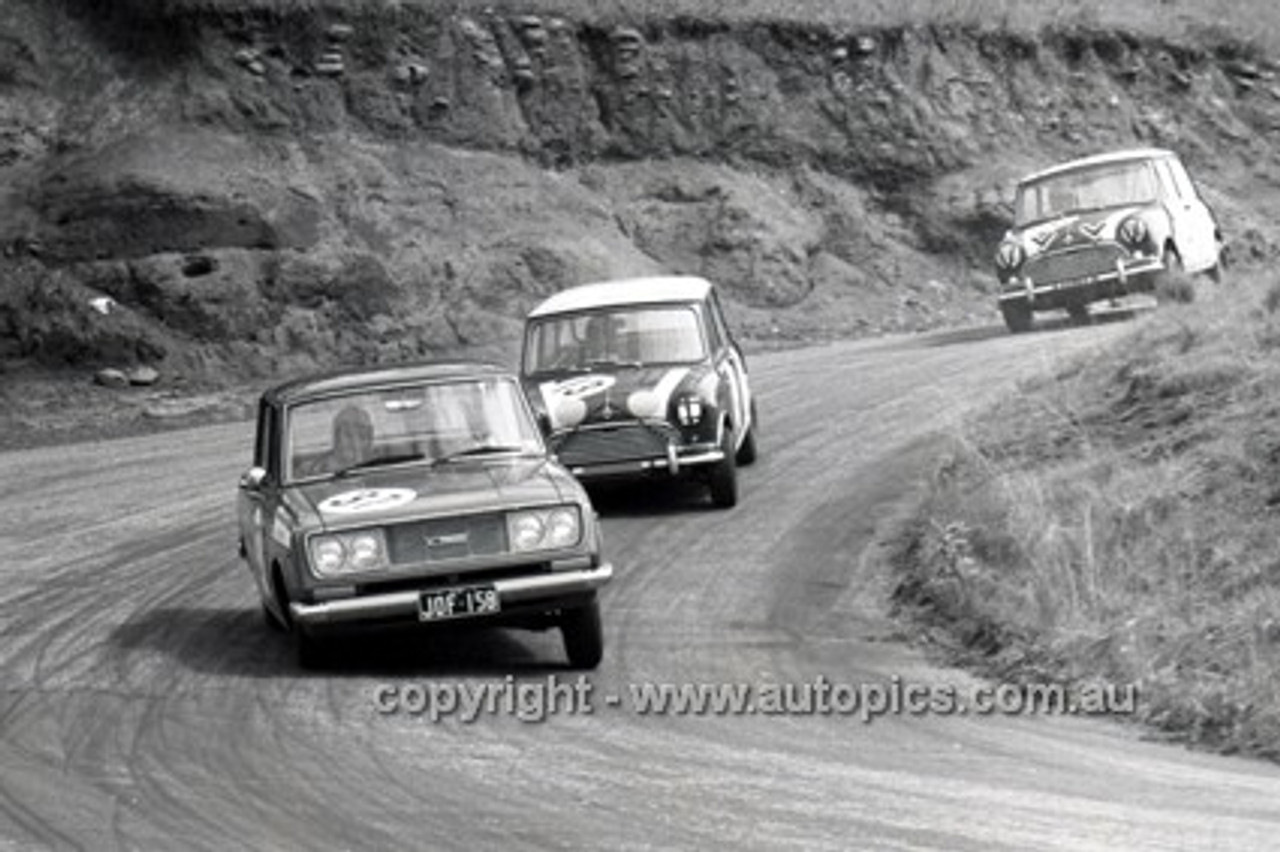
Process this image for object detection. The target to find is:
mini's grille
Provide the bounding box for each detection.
[555,423,673,467]
[1025,245,1126,285]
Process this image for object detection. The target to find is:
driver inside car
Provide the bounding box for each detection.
[296,404,376,476]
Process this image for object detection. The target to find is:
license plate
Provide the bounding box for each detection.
[418,585,500,622]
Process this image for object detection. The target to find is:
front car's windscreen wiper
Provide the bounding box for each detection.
[584,357,643,370]
[334,452,425,478]
[432,445,531,466]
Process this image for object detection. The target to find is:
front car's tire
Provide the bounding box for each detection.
[561,597,603,669]
[295,626,329,670]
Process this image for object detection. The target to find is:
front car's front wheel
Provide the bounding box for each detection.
[561,597,603,669]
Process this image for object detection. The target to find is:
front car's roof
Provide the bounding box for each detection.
[264,360,511,406]
[528,275,713,318]
[1019,148,1176,186]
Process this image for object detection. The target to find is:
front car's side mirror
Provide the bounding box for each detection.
[239,466,268,491]
[535,412,553,438]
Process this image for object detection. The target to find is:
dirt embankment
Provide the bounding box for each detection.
[2,2,1280,441]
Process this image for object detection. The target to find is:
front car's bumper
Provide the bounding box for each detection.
[997,255,1164,310]
[289,561,613,629]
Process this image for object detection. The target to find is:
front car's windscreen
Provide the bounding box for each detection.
[524,306,706,374]
[1014,159,1159,226]
[285,377,541,481]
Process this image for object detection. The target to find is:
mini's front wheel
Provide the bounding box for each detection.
[1001,300,1033,333]
[708,430,739,508]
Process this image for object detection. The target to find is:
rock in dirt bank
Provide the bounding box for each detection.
[2,0,1280,387]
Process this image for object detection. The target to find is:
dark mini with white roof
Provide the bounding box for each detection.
[521,275,757,508]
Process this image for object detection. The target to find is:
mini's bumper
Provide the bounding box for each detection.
[288,561,613,628]
[998,256,1163,309]
[566,442,724,480]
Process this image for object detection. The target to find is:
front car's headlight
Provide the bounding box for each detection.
[308,529,390,577]
[994,240,1026,284]
[507,506,582,552]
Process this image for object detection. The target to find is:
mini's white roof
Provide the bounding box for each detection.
[1020,148,1176,185]
[528,275,713,318]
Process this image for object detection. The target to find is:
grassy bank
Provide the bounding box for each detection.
[889,271,1280,760]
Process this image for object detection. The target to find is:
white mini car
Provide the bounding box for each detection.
[994,148,1225,332]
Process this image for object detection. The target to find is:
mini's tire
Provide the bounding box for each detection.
[561,598,603,670]
[1066,304,1090,325]
[1154,248,1191,304]
[1001,300,1033,334]
[735,409,758,466]
[708,429,739,508]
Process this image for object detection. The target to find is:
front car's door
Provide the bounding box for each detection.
[237,400,282,610]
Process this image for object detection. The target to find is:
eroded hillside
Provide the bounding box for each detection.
[3,1,1280,438]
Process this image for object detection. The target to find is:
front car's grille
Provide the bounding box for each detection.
[555,422,674,467]
[386,512,508,565]
[1025,244,1126,285]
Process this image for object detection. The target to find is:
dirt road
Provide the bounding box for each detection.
[3,320,1278,850]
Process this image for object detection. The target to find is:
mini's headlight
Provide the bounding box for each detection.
[507,506,582,552]
[994,241,1025,282]
[675,395,704,426]
[1117,215,1152,253]
[309,529,389,577]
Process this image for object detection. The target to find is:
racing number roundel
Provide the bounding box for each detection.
[318,487,417,516]
[553,375,616,398]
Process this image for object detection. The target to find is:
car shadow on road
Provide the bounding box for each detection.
[109,606,571,679]
[916,306,1147,350]
[584,478,719,517]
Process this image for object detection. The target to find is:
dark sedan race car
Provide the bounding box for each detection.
[520,276,757,508]
[235,362,612,668]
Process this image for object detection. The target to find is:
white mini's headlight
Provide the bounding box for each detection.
[311,536,346,575]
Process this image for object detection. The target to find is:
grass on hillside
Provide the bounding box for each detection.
[113,0,1280,51]
[889,269,1280,760]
